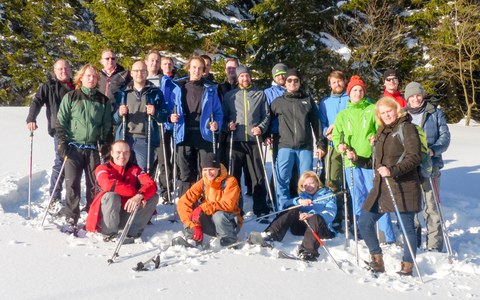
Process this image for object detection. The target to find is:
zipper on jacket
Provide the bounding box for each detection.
[243,89,249,141]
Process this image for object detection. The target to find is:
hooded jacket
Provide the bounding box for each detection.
[85,161,157,232]
[270,90,326,151]
[170,78,223,144]
[177,164,242,229]
[331,98,377,168]
[56,87,112,145]
[363,115,422,213]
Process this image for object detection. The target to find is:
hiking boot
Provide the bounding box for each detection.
[397,261,413,276]
[247,231,273,248]
[298,251,319,262]
[220,237,237,247]
[369,253,385,273]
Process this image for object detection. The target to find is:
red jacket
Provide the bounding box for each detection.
[383,90,407,108]
[85,162,157,232]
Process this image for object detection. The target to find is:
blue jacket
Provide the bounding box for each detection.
[284,188,337,232]
[413,102,450,169]
[318,91,349,146]
[161,75,182,131]
[264,83,285,134]
[113,82,168,147]
[172,79,223,144]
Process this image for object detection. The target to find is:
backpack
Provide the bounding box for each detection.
[394,123,433,178]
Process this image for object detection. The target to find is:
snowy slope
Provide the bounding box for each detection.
[1,107,479,300]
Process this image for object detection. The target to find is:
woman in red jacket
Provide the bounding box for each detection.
[86,140,158,242]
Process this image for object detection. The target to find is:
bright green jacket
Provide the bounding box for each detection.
[332,98,376,168]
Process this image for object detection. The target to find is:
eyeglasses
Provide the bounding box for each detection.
[103,57,116,61]
[286,78,299,83]
[385,77,398,82]
[131,69,146,73]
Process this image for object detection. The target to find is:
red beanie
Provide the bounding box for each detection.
[346,75,366,95]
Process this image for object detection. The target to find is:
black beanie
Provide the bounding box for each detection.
[285,68,301,80]
[201,153,220,169]
[384,69,399,79]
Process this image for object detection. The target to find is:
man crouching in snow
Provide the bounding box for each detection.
[85,140,158,243]
[177,153,242,247]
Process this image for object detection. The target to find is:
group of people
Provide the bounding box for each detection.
[26,50,450,275]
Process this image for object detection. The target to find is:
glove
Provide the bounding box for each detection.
[190,206,203,224]
[192,226,203,242]
[57,142,69,158]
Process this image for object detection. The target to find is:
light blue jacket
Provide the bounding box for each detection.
[284,188,337,232]
[318,91,349,146]
[264,83,285,134]
[409,102,450,169]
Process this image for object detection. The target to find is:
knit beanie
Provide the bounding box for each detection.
[201,153,220,169]
[346,75,366,95]
[235,65,250,78]
[384,69,399,79]
[285,68,301,80]
[271,63,288,79]
[404,82,425,101]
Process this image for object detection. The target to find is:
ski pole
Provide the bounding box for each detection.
[108,204,140,265]
[269,139,278,211]
[159,123,171,204]
[304,219,344,272]
[340,132,349,244]
[133,244,170,271]
[430,177,454,262]
[210,113,216,155]
[122,95,127,141]
[146,114,152,174]
[169,105,179,223]
[244,192,342,223]
[228,129,234,175]
[255,135,275,211]
[348,156,359,266]
[385,177,424,283]
[28,130,34,219]
[41,155,68,226]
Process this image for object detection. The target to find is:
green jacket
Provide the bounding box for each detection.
[332,98,376,168]
[57,87,112,145]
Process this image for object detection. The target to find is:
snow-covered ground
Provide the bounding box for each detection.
[1,107,479,300]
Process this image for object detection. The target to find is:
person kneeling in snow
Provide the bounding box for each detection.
[85,140,158,243]
[177,153,242,247]
[248,171,337,261]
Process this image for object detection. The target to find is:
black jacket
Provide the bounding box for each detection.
[98,64,132,103]
[26,77,73,137]
[270,90,326,151]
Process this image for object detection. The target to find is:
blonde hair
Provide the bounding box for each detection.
[297,171,323,193]
[375,96,407,126]
[73,64,100,90]
[185,56,206,73]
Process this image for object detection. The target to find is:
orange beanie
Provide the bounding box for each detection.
[346,75,366,95]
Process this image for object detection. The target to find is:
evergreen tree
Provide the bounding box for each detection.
[0,0,82,105]
[241,0,347,98]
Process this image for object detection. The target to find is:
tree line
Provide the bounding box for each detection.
[0,0,478,124]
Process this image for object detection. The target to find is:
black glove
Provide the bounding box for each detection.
[57,142,70,158]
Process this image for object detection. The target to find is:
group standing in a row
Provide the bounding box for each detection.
[26,51,450,273]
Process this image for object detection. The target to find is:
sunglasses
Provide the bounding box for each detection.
[103,57,116,61]
[286,78,299,83]
[385,77,398,82]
